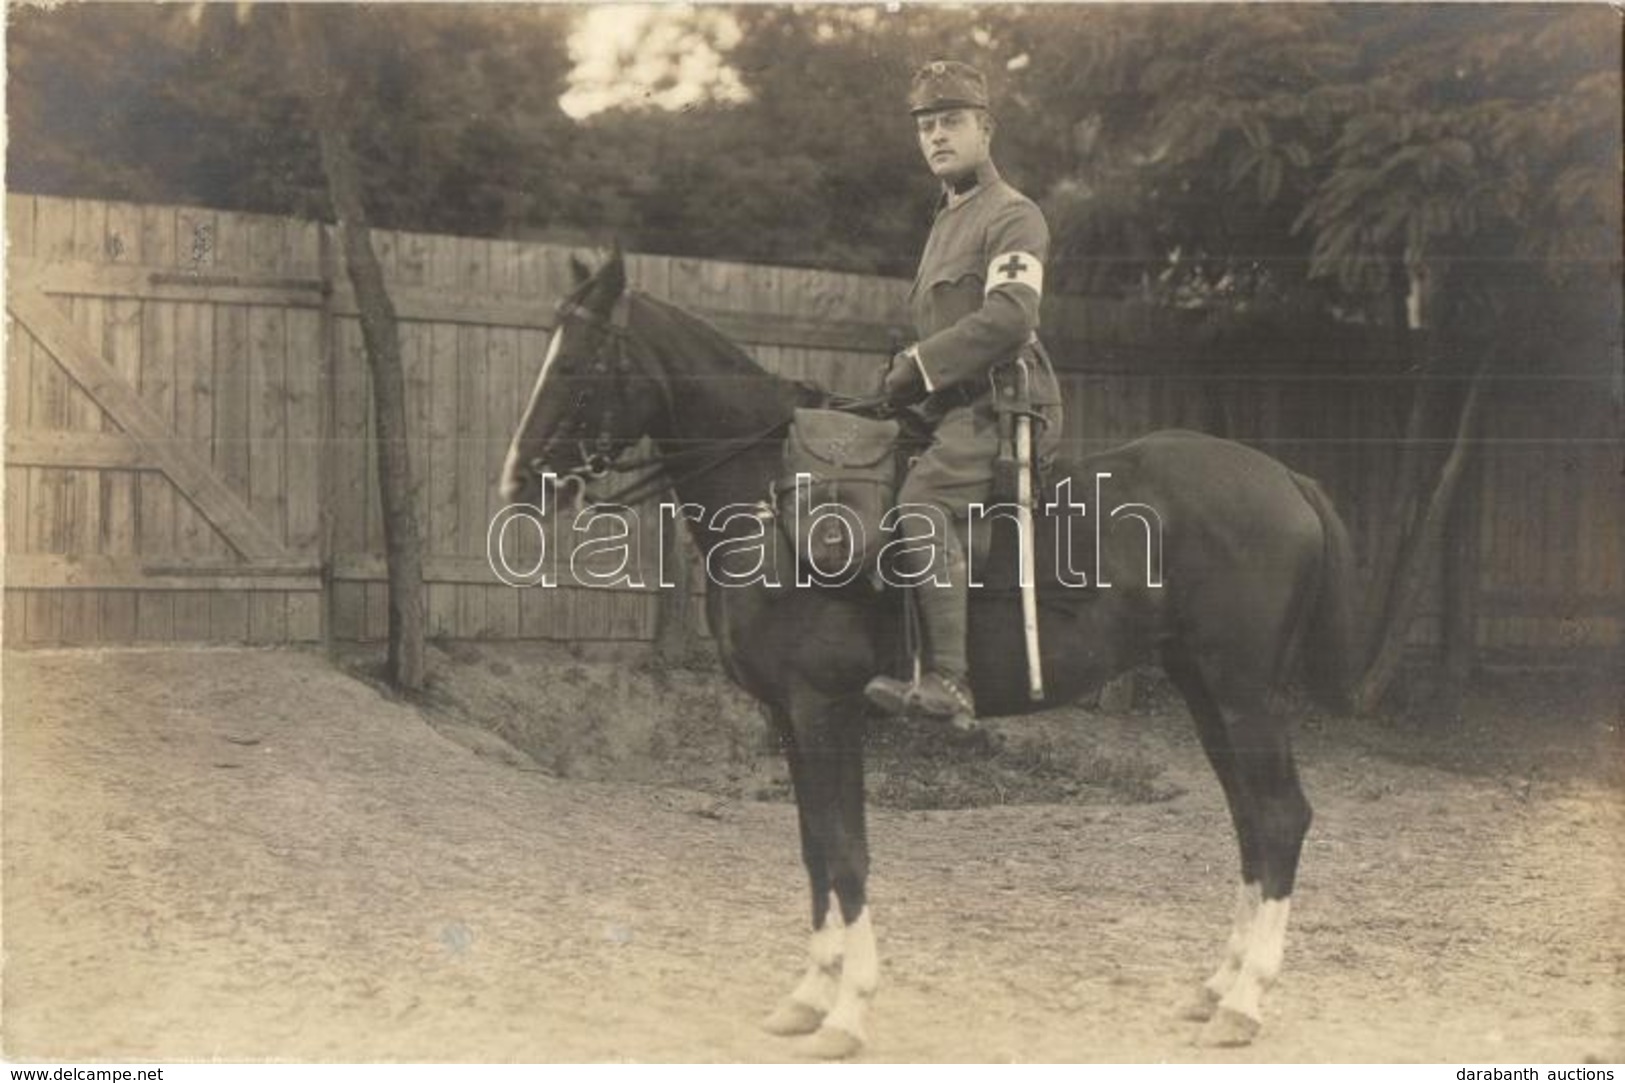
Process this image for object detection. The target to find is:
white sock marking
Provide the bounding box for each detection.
[821,907,879,1040]
[1218,896,1292,1023]
[1205,881,1261,998]
[787,911,843,1012]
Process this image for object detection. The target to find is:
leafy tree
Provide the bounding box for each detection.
[8,3,578,236]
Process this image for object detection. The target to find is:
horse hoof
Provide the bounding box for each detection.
[1180,985,1221,1023]
[762,998,826,1037]
[1198,1005,1261,1047]
[797,1023,865,1060]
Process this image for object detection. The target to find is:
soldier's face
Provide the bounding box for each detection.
[915,108,992,181]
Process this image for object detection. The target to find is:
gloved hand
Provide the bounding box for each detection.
[882,348,927,407]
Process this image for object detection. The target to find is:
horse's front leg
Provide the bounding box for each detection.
[762,729,843,1037]
[761,689,877,1059]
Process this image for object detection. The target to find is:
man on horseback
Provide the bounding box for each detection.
[864,60,1063,731]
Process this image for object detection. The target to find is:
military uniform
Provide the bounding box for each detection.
[864,60,1063,731]
[900,161,1062,520]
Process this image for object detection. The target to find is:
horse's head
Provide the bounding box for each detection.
[500,248,668,508]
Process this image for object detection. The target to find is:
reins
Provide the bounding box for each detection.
[554,288,893,508]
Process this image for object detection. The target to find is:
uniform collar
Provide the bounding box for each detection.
[938,160,1001,213]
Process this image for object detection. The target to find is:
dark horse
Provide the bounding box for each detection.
[500,252,1357,1057]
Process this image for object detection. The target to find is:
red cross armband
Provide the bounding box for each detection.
[985,251,1044,298]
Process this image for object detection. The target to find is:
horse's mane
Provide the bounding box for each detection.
[634,289,828,409]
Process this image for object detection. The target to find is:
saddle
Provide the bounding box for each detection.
[776,404,1052,586]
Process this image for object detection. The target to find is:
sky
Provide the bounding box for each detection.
[559,6,749,119]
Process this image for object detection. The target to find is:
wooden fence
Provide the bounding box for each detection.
[4,193,1620,662]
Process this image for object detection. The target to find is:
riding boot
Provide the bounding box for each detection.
[864,576,977,733]
[912,576,976,726]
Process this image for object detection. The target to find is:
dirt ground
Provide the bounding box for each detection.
[2,644,1620,1063]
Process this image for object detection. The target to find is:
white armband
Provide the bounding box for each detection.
[985,251,1044,297]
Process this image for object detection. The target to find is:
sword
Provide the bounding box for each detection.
[1013,356,1044,702]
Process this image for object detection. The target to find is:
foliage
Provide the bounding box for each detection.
[1293,6,1621,322]
[8,4,1619,321]
[7,3,578,237]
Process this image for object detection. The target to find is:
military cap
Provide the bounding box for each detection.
[908,60,989,116]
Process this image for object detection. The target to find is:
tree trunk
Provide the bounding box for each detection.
[289,9,425,691]
[1364,257,1438,640]
[1439,450,1482,718]
[1351,366,1486,714]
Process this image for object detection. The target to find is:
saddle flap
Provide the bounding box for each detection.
[785,408,900,473]
[780,408,902,580]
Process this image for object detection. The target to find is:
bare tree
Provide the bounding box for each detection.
[287,7,425,691]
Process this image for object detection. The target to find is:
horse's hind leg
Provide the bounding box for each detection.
[1205,702,1311,1047]
[1163,645,1262,1023]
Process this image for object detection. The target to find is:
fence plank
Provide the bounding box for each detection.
[5,466,28,557]
[136,591,175,641]
[6,321,34,430]
[176,205,218,272]
[34,196,76,264]
[427,320,460,635]
[6,193,37,258]
[99,590,136,641]
[61,243,110,632]
[331,582,365,641]
[138,301,177,559]
[484,326,520,638]
[173,592,212,640]
[72,199,107,262]
[248,305,289,545]
[286,309,323,553]
[249,591,287,644]
[287,590,322,641]
[456,323,489,636]
[98,291,141,645]
[213,210,252,272]
[248,215,286,276]
[329,318,368,637]
[213,303,252,507]
[59,592,101,645]
[104,201,143,266]
[140,203,178,269]
[25,589,63,644]
[5,555,319,591]
[173,303,224,558]
[210,591,249,641]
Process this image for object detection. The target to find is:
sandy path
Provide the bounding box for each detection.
[3,648,1619,1062]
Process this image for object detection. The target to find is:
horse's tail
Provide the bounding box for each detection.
[1290,473,1358,715]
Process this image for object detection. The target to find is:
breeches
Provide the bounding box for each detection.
[893,401,1062,572]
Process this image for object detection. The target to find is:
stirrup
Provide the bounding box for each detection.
[863,674,915,718]
[864,671,979,734]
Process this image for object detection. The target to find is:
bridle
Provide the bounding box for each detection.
[526,285,895,512]
[541,289,674,483]
[535,289,791,509]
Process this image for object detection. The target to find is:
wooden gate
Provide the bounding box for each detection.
[4,197,325,644]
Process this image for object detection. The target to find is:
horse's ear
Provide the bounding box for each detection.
[568,253,593,287]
